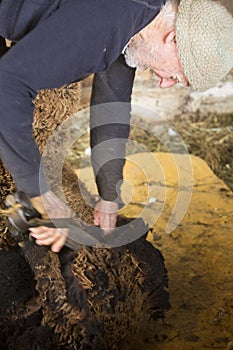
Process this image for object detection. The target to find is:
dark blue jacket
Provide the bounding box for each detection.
[0,0,164,201]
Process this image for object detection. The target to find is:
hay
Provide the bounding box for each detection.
[128,113,233,191]
[33,82,82,153]
[170,113,233,190]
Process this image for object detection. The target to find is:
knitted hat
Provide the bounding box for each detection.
[176,0,233,91]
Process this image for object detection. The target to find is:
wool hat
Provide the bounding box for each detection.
[176,0,233,91]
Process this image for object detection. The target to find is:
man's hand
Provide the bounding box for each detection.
[29,191,72,253]
[94,199,118,235]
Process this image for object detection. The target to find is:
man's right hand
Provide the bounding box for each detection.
[29,191,72,253]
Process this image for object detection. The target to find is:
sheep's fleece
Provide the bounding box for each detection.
[0,83,169,349]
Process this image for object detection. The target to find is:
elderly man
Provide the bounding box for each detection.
[0,0,232,252]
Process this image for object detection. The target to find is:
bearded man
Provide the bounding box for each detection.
[0,0,232,251]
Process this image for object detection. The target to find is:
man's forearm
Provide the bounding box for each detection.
[0,71,49,197]
[90,55,136,204]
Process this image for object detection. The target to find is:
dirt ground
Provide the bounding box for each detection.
[69,71,233,350]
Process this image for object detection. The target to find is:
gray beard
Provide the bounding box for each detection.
[124,46,149,71]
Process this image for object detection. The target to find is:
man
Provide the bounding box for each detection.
[0,0,232,252]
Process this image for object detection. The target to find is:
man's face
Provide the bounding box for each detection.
[124,32,189,89]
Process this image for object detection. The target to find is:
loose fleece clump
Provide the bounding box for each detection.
[0,82,169,349]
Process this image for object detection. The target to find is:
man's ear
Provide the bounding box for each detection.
[164,30,176,44]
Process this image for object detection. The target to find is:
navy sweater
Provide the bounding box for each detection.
[0,0,164,201]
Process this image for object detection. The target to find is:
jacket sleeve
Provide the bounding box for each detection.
[0,0,148,198]
[90,55,136,204]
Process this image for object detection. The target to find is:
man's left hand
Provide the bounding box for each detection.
[94,199,118,235]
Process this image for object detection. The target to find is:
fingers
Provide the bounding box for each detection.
[94,214,100,226]
[94,210,117,235]
[101,214,117,235]
[29,190,73,253]
[94,199,119,235]
[51,230,68,253]
[30,226,68,253]
[94,211,113,234]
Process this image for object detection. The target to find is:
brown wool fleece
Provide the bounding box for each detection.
[0,84,169,349]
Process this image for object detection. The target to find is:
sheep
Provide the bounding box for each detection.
[0,82,169,349]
